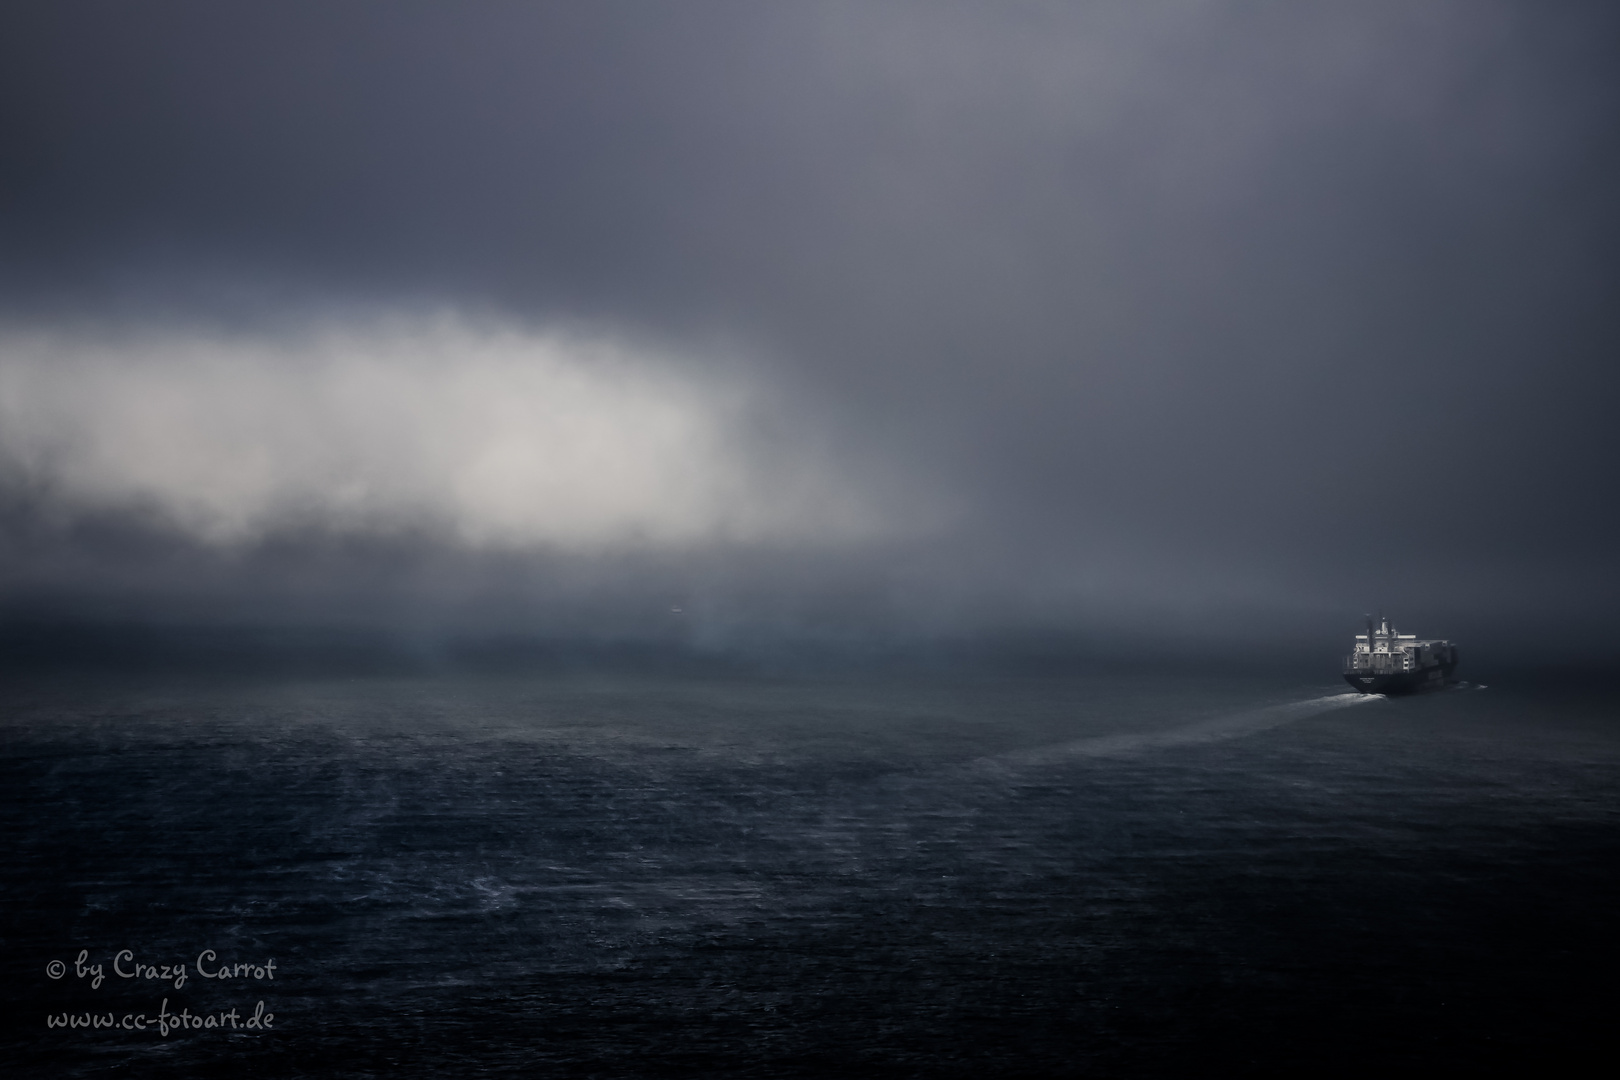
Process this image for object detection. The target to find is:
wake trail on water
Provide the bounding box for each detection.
[972,692,1382,776]
[841,691,1393,826]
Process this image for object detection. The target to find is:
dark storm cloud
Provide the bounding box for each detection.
[1,1,1618,654]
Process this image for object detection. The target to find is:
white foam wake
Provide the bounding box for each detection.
[977,691,1381,774]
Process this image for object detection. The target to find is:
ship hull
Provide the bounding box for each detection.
[1343,660,1457,695]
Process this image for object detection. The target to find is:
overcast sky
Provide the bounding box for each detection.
[1,1,1617,656]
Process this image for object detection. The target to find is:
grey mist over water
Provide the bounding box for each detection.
[1,0,1618,655]
[2,2,1619,1075]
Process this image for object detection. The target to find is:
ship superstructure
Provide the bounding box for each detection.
[1343,615,1458,694]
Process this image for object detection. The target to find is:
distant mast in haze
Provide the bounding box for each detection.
[1344,614,1458,694]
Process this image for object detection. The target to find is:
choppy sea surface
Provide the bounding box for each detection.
[3,664,1617,1076]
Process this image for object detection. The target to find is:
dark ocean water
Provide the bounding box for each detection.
[3,664,1617,1077]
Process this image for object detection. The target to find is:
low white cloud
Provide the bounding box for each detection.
[0,315,895,549]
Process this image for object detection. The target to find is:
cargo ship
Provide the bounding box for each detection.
[1343,615,1458,694]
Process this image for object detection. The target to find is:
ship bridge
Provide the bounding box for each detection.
[1345,615,1453,675]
